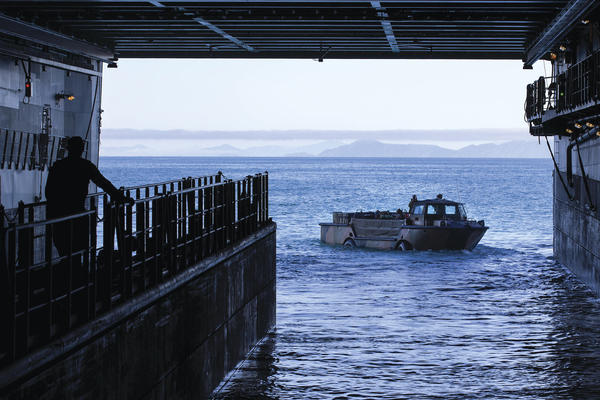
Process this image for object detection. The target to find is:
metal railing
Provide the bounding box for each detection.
[0,171,269,366]
[525,50,600,121]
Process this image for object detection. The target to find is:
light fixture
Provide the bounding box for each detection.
[566,128,574,134]
[586,122,595,128]
[550,52,558,60]
[56,92,75,101]
[559,44,567,51]
[25,79,32,97]
[582,19,590,25]
[574,122,583,129]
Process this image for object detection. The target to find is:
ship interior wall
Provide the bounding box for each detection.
[552,24,600,294]
[0,52,101,208]
[553,137,600,294]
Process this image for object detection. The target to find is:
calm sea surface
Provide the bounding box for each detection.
[101,157,600,399]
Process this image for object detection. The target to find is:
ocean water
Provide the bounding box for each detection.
[101,157,600,399]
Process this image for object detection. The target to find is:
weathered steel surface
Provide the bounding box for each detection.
[553,169,600,295]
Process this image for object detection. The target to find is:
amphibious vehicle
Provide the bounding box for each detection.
[320,196,488,251]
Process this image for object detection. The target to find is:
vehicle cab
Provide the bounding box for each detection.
[409,199,467,226]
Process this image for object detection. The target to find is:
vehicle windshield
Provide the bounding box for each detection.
[419,203,467,219]
[425,204,444,215]
[413,203,466,219]
[445,205,457,215]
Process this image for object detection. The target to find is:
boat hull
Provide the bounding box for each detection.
[320,223,488,251]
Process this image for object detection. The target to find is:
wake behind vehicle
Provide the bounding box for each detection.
[319,196,488,251]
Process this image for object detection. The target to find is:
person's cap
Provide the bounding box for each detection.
[66,136,85,153]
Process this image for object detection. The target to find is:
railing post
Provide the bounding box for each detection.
[45,216,54,342]
[102,195,113,310]
[168,193,177,275]
[0,205,16,365]
[152,194,161,285]
[199,186,205,260]
[226,180,234,246]
[89,207,97,320]
[265,171,269,222]
[6,221,17,363]
[125,192,133,297]
[135,188,146,292]
[114,201,125,301]
[205,183,213,256]
[177,180,183,245]
[236,180,242,241]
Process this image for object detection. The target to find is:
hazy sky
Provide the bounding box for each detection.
[102,59,546,132]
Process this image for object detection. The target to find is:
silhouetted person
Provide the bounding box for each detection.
[45,136,132,257]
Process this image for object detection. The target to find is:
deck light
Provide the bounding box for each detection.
[586,122,595,128]
[566,128,574,134]
[559,45,567,51]
[575,123,583,129]
[582,19,590,25]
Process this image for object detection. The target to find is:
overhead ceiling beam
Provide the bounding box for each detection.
[523,0,599,67]
[0,12,114,60]
[192,17,255,52]
[370,1,398,52]
[0,0,567,3]
[148,0,255,52]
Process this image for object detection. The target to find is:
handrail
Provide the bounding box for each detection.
[0,171,269,367]
[8,173,227,221]
[7,209,96,229]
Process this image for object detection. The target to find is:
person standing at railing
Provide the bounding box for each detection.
[45,136,133,258]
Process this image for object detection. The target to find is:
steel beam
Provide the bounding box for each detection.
[370,1,399,52]
[192,17,255,52]
[0,12,113,60]
[148,1,255,52]
[523,0,599,67]
[0,0,567,3]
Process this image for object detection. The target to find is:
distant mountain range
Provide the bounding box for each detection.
[99,128,548,158]
[318,140,547,158]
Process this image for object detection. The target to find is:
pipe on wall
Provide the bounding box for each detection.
[566,128,599,185]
